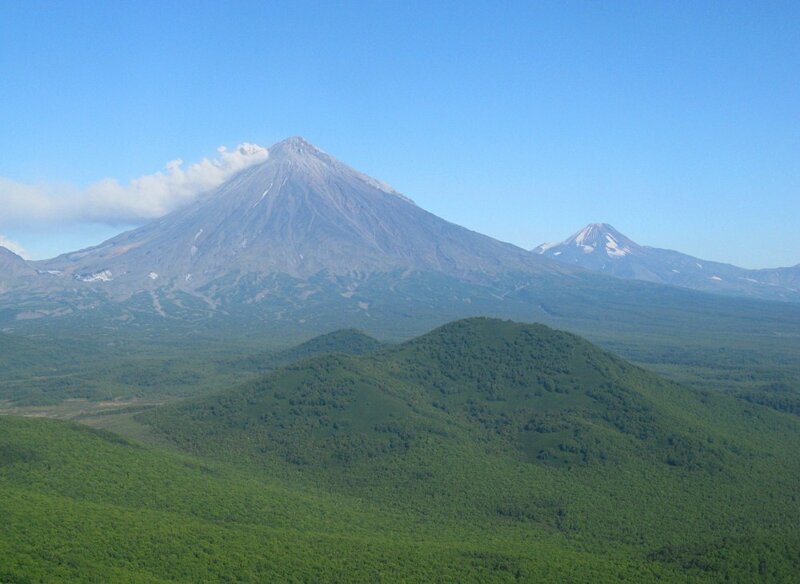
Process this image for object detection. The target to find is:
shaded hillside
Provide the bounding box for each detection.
[141,318,800,581]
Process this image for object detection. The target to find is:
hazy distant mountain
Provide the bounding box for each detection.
[0,246,37,293]
[0,246,33,274]
[534,223,800,302]
[40,137,562,299]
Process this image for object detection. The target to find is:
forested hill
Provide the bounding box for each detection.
[227,328,384,374]
[140,317,800,580]
[142,317,774,471]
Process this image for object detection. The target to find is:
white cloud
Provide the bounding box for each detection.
[0,234,28,258]
[0,143,268,227]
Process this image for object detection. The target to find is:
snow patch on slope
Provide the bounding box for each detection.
[574,225,595,245]
[604,234,631,258]
[77,270,113,283]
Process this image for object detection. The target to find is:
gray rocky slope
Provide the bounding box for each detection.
[0,246,39,294]
[39,137,566,300]
[534,223,800,302]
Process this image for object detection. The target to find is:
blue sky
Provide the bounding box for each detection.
[0,1,798,267]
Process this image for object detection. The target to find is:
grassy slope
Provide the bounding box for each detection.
[140,318,800,581]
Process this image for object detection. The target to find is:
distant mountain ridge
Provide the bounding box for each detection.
[535,223,800,302]
[3,139,800,363]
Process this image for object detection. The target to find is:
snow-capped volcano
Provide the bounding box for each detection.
[534,223,642,261]
[534,223,800,302]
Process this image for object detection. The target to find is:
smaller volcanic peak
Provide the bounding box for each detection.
[534,223,641,261]
[535,223,800,302]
